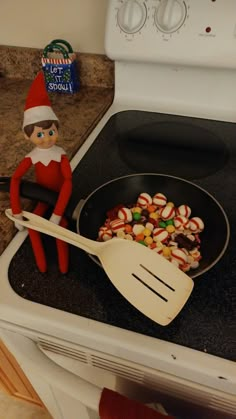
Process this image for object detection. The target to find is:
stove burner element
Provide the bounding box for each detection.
[7,110,236,361]
[118,122,229,179]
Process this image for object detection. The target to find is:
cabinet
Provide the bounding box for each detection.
[0,339,46,407]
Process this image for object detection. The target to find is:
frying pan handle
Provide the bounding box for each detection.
[0,176,11,192]
[0,176,76,220]
[5,209,101,256]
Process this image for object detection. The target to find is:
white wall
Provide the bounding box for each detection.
[0,0,108,54]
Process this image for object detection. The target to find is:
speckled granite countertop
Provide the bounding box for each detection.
[0,45,114,255]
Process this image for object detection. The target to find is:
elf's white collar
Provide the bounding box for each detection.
[26,145,65,166]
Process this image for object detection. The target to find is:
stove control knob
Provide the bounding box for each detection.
[117,0,147,34]
[154,0,187,33]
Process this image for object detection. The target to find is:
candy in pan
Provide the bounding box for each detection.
[0,173,230,279]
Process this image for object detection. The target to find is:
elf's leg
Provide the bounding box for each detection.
[56,216,69,274]
[28,202,48,273]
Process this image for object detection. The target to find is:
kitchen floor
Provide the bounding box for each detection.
[0,389,52,419]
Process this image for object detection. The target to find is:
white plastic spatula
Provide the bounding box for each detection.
[6,209,194,326]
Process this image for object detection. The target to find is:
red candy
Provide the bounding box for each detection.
[171,248,188,265]
[159,205,175,220]
[177,204,191,218]
[98,190,204,274]
[153,192,167,207]
[174,215,190,230]
[98,227,113,241]
[110,218,125,233]
[153,228,169,243]
[189,217,204,232]
[137,192,152,208]
[118,207,132,223]
[106,204,124,221]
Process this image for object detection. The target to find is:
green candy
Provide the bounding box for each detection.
[138,240,147,246]
[158,221,166,228]
[133,212,141,221]
[166,219,174,225]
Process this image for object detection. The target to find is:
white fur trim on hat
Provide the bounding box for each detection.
[23,105,58,129]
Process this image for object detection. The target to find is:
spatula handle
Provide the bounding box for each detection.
[5,209,101,256]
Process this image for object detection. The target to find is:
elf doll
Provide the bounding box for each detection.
[10,71,72,274]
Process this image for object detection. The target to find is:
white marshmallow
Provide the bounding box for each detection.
[153,228,169,243]
[98,227,113,241]
[133,224,145,236]
[110,218,125,233]
[118,207,133,222]
[171,248,188,265]
[177,204,191,218]
[189,217,204,232]
[137,192,152,208]
[159,205,175,220]
[152,192,167,207]
[174,215,190,230]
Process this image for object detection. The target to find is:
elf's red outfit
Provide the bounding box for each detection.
[10,71,72,273]
[10,146,72,273]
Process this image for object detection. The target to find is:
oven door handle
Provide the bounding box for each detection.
[0,329,102,412]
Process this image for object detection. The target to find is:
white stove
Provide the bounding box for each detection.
[0,1,236,418]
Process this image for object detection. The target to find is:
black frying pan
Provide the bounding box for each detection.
[0,174,230,279]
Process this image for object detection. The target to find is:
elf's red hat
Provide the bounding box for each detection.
[23,71,58,129]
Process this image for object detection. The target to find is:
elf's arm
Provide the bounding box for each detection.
[10,157,33,215]
[50,155,72,224]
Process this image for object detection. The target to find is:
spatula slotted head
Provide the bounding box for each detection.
[99,239,194,326]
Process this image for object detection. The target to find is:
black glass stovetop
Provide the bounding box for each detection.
[9,111,236,361]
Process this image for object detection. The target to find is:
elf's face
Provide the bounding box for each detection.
[27,123,58,149]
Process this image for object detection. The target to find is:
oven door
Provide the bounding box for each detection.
[1,329,235,419]
[0,329,104,419]
[0,329,172,419]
